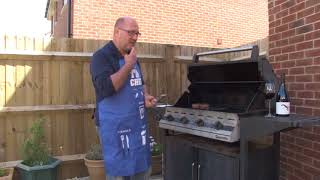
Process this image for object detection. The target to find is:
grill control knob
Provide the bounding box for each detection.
[165,114,175,121]
[180,117,189,124]
[213,121,224,130]
[195,119,204,127]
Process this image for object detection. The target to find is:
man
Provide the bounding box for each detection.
[90,17,157,180]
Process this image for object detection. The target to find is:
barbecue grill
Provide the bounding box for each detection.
[159,45,276,142]
[158,45,320,180]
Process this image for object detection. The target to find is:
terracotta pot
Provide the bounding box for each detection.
[0,168,14,180]
[84,158,106,180]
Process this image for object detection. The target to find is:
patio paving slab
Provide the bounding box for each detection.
[66,175,163,180]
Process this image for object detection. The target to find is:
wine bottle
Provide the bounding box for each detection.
[276,73,290,116]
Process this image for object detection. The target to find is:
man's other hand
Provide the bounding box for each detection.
[145,94,157,108]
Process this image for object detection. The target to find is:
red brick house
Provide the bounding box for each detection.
[45,0,268,48]
[269,0,320,179]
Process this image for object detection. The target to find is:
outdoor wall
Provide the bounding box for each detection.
[53,0,69,38]
[268,0,320,179]
[58,0,269,48]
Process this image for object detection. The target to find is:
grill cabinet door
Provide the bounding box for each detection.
[198,149,239,180]
[165,136,195,180]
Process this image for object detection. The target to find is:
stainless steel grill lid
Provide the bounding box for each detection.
[175,47,277,115]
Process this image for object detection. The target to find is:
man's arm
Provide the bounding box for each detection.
[110,63,134,91]
[90,51,116,97]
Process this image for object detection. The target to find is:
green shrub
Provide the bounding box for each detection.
[150,136,163,156]
[0,168,6,177]
[21,117,50,166]
[152,144,163,156]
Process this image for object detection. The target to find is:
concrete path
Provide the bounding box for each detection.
[66,175,163,180]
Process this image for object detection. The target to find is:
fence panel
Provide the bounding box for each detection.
[0,36,268,179]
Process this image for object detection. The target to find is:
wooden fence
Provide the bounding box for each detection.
[0,36,268,179]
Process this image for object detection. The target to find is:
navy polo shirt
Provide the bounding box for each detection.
[90,41,144,126]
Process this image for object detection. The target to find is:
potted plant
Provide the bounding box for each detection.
[17,117,61,180]
[150,136,163,175]
[0,167,14,180]
[84,144,105,180]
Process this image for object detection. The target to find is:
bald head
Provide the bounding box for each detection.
[114,17,137,29]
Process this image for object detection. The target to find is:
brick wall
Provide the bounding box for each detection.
[66,0,268,48]
[268,0,320,179]
[53,0,69,38]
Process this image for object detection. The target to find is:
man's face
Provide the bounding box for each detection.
[115,20,140,54]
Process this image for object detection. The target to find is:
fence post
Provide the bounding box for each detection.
[164,44,177,105]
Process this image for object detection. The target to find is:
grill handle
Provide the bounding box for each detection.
[192,45,259,63]
[197,164,201,180]
[192,162,195,180]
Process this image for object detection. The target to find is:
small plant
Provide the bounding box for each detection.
[85,144,103,160]
[150,136,163,156]
[84,143,105,180]
[21,117,50,167]
[152,144,163,156]
[0,168,7,177]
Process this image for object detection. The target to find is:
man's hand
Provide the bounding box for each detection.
[124,47,137,69]
[111,47,137,91]
[145,94,157,108]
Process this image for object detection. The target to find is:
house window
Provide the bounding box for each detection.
[62,0,68,7]
[61,0,68,13]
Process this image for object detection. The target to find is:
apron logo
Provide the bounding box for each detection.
[119,129,131,151]
[126,135,130,149]
[120,135,130,150]
[118,129,131,134]
[120,135,125,149]
[130,69,142,86]
[141,130,146,145]
[139,105,145,119]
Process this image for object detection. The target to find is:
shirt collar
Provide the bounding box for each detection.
[108,41,123,59]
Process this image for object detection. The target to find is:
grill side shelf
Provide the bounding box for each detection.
[240,114,320,139]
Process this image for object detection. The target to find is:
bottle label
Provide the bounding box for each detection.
[276,102,290,115]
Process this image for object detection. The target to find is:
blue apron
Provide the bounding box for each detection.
[98,58,151,176]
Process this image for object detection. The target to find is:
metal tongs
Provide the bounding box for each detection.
[152,94,172,121]
[155,94,172,108]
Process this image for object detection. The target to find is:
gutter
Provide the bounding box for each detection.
[45,0,50,18]
[67,0,72,38]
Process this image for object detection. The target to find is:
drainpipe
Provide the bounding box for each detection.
[67,0,72,38]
